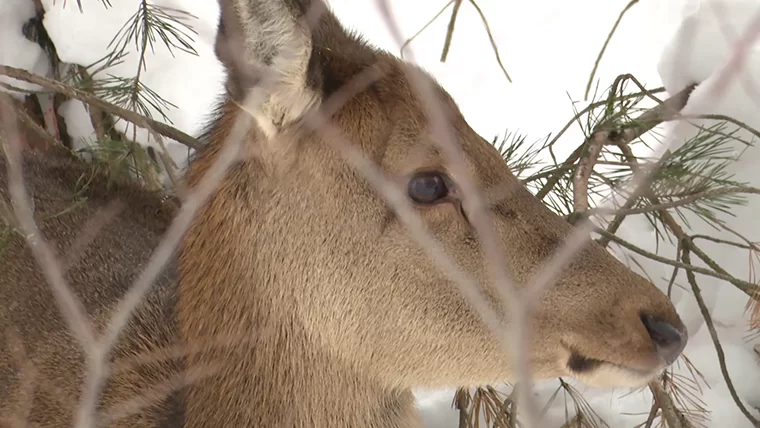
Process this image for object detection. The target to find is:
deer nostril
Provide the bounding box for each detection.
[640,312,687,366]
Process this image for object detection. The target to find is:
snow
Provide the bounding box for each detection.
[1,0,759,426]
[0,0,51,97]
[58,98,97,158]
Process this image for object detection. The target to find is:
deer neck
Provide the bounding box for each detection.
[179,307,419,427]
[176,254,421,428]
[175,154,421,428]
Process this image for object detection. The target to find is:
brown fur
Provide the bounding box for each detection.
[0,1,687,427]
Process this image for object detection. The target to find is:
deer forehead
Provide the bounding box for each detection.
[319,80,512,189]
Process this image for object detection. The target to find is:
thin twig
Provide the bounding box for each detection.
[583,0,640,100]
[466,0,512,83]
[681,241,760,426]
[596,227,759,297]
[440,0,463,62]
[587,186,760,216]
[400,0,455,59]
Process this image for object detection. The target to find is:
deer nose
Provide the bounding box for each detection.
[640,313,687,366]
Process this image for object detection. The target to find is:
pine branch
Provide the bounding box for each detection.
[69,0,112,13]
[556,379,609,428]
[92,1,200,125]
[643,122,753,233]
[455,388,471,428]
[594,126,760,299]
[534,81,691,202]
[469,61,760,427]
[452,385,526,428]
[649,356,711,428]
[649,381,693,428]
[0,65,201,150]
[597,145,758,425]
[50,1,203,188]
[580,84,694,241]
[488,74,758,427]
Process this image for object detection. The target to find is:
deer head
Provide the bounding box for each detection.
[0,0,687,426]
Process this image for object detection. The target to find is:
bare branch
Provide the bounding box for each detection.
[572,132,606,213]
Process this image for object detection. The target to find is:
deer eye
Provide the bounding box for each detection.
[407,171,449,204]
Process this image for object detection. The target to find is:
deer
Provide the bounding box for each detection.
[0,0,689,427]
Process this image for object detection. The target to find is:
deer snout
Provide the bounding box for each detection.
[556,277,689,388]
[640,312,688,366]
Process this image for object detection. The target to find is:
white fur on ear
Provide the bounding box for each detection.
[225,0,323,139]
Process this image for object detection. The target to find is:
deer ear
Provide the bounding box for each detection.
[215,0,323,136]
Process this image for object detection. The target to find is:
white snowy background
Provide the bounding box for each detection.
[1,0,759,426]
